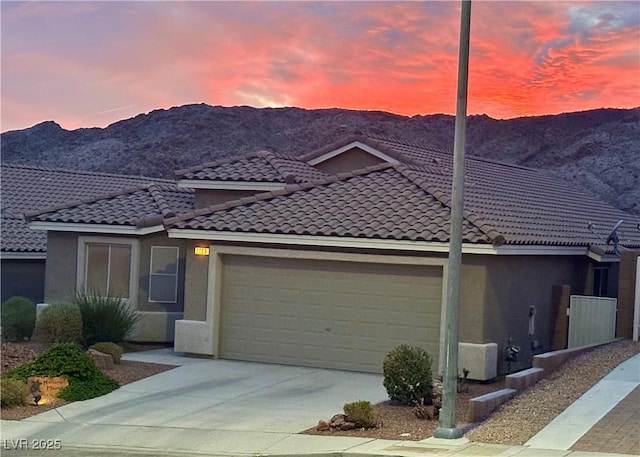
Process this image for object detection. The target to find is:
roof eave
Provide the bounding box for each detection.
[28,221,165,236]
[0,251,47,260]
[166,229,613,258]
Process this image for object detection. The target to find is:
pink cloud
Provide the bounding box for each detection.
[1,1,638,132]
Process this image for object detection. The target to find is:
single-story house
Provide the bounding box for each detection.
[0,163,169,304]
[27,136,640,377]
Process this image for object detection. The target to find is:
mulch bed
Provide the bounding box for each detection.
[1,341,175,421]
[304,379,501,441]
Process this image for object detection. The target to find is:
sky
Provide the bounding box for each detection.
[1,1,639,132]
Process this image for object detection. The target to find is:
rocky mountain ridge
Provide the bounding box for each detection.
[2,104,638,214]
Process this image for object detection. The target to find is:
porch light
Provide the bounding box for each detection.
[194,247,210,256]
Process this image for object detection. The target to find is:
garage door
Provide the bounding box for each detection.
[220,255,443,373]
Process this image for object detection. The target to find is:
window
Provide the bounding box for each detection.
[78,237,138,302]
[149,246,179,303]
[593,266,609,297]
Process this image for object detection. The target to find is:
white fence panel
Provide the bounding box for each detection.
[567,295,617,348]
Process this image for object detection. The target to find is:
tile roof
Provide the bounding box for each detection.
[28,184,194,229]
[168,135,640,249]
[165,163,497,244]
[1,163,172,253]
[175,150,329,184]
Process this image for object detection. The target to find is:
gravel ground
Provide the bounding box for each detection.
[466,339,640,444]
[305,339,639,442]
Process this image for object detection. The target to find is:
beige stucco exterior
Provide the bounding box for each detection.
[313,147,384,175]
[194,189,260,208]
[43,230,187,343]
[173,239,597,376]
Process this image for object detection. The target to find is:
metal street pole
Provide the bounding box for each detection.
[434,0,471,440]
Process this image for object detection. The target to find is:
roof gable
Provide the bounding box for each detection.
[175,150,329,188]
[166,163,494,244]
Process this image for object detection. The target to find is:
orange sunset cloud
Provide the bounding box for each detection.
[1,1,638,132]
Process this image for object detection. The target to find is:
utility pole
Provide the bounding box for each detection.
[433,0,471,440]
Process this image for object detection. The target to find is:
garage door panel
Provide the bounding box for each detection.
[220,255,442,373]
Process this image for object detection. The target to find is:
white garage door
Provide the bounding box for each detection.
[219,255,443,373]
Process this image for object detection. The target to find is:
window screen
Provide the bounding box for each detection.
[86,243,131,297]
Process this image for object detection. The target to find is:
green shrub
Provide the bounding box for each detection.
[35,304,83,344]
[1,296,36,341]
[74,293,140,346]
[4,343,119,401]
[382,344,433,406]
[343,400,378,428]
[0,378,29,408]
[89,342,124,364]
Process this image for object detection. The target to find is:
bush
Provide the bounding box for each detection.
[35,304,83,345]
[343,400,378,428]
[4,343,119,401]
[0,378,29,408]
[383,344,433,406]
[74,293,140,346]
[89,342,124,364]
[1,296,36,341]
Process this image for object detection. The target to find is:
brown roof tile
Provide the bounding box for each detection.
[1,163,172,253]
[166,164,493,244]
[28,184,193,228]
[168,135,640,249]
[175,150,329,183]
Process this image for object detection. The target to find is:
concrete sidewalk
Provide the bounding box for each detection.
[525,352,640,454]
[1,349,638,457]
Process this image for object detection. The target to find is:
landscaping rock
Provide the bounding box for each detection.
[339,421,357,431]
[330,413,346,428]
[316,420,330,431]
[87,349,114,370]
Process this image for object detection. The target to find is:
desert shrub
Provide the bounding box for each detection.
[74,293,140,346]
[1,296,36,341]
[35,303,83,344]
[89,342,124,364]
[0,378,29,408]
[4,343,119,401]
[382,344,433,406]
[343,400,378,428]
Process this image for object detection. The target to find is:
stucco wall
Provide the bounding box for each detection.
[176,241,597,375]
[195,189,259,209]
[314,147,384,174]
[459,260,488,343]
[477,255,590,374]
[1,259,46,304]
[44,231,79,304]
[183,240,210,320]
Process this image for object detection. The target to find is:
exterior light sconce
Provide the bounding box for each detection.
[194,247,210,256]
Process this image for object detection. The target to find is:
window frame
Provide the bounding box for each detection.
[148,246,180,303]
[77,236,139,304]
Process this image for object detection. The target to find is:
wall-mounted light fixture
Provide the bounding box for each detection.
[194,247,210,256]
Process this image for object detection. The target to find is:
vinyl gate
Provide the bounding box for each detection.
[567,295,617,348]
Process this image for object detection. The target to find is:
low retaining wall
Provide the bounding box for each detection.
[468,340,616,422]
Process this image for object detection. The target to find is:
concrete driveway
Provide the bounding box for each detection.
[2,349,389,454]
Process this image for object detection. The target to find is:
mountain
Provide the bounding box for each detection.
[2,104,639,214]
